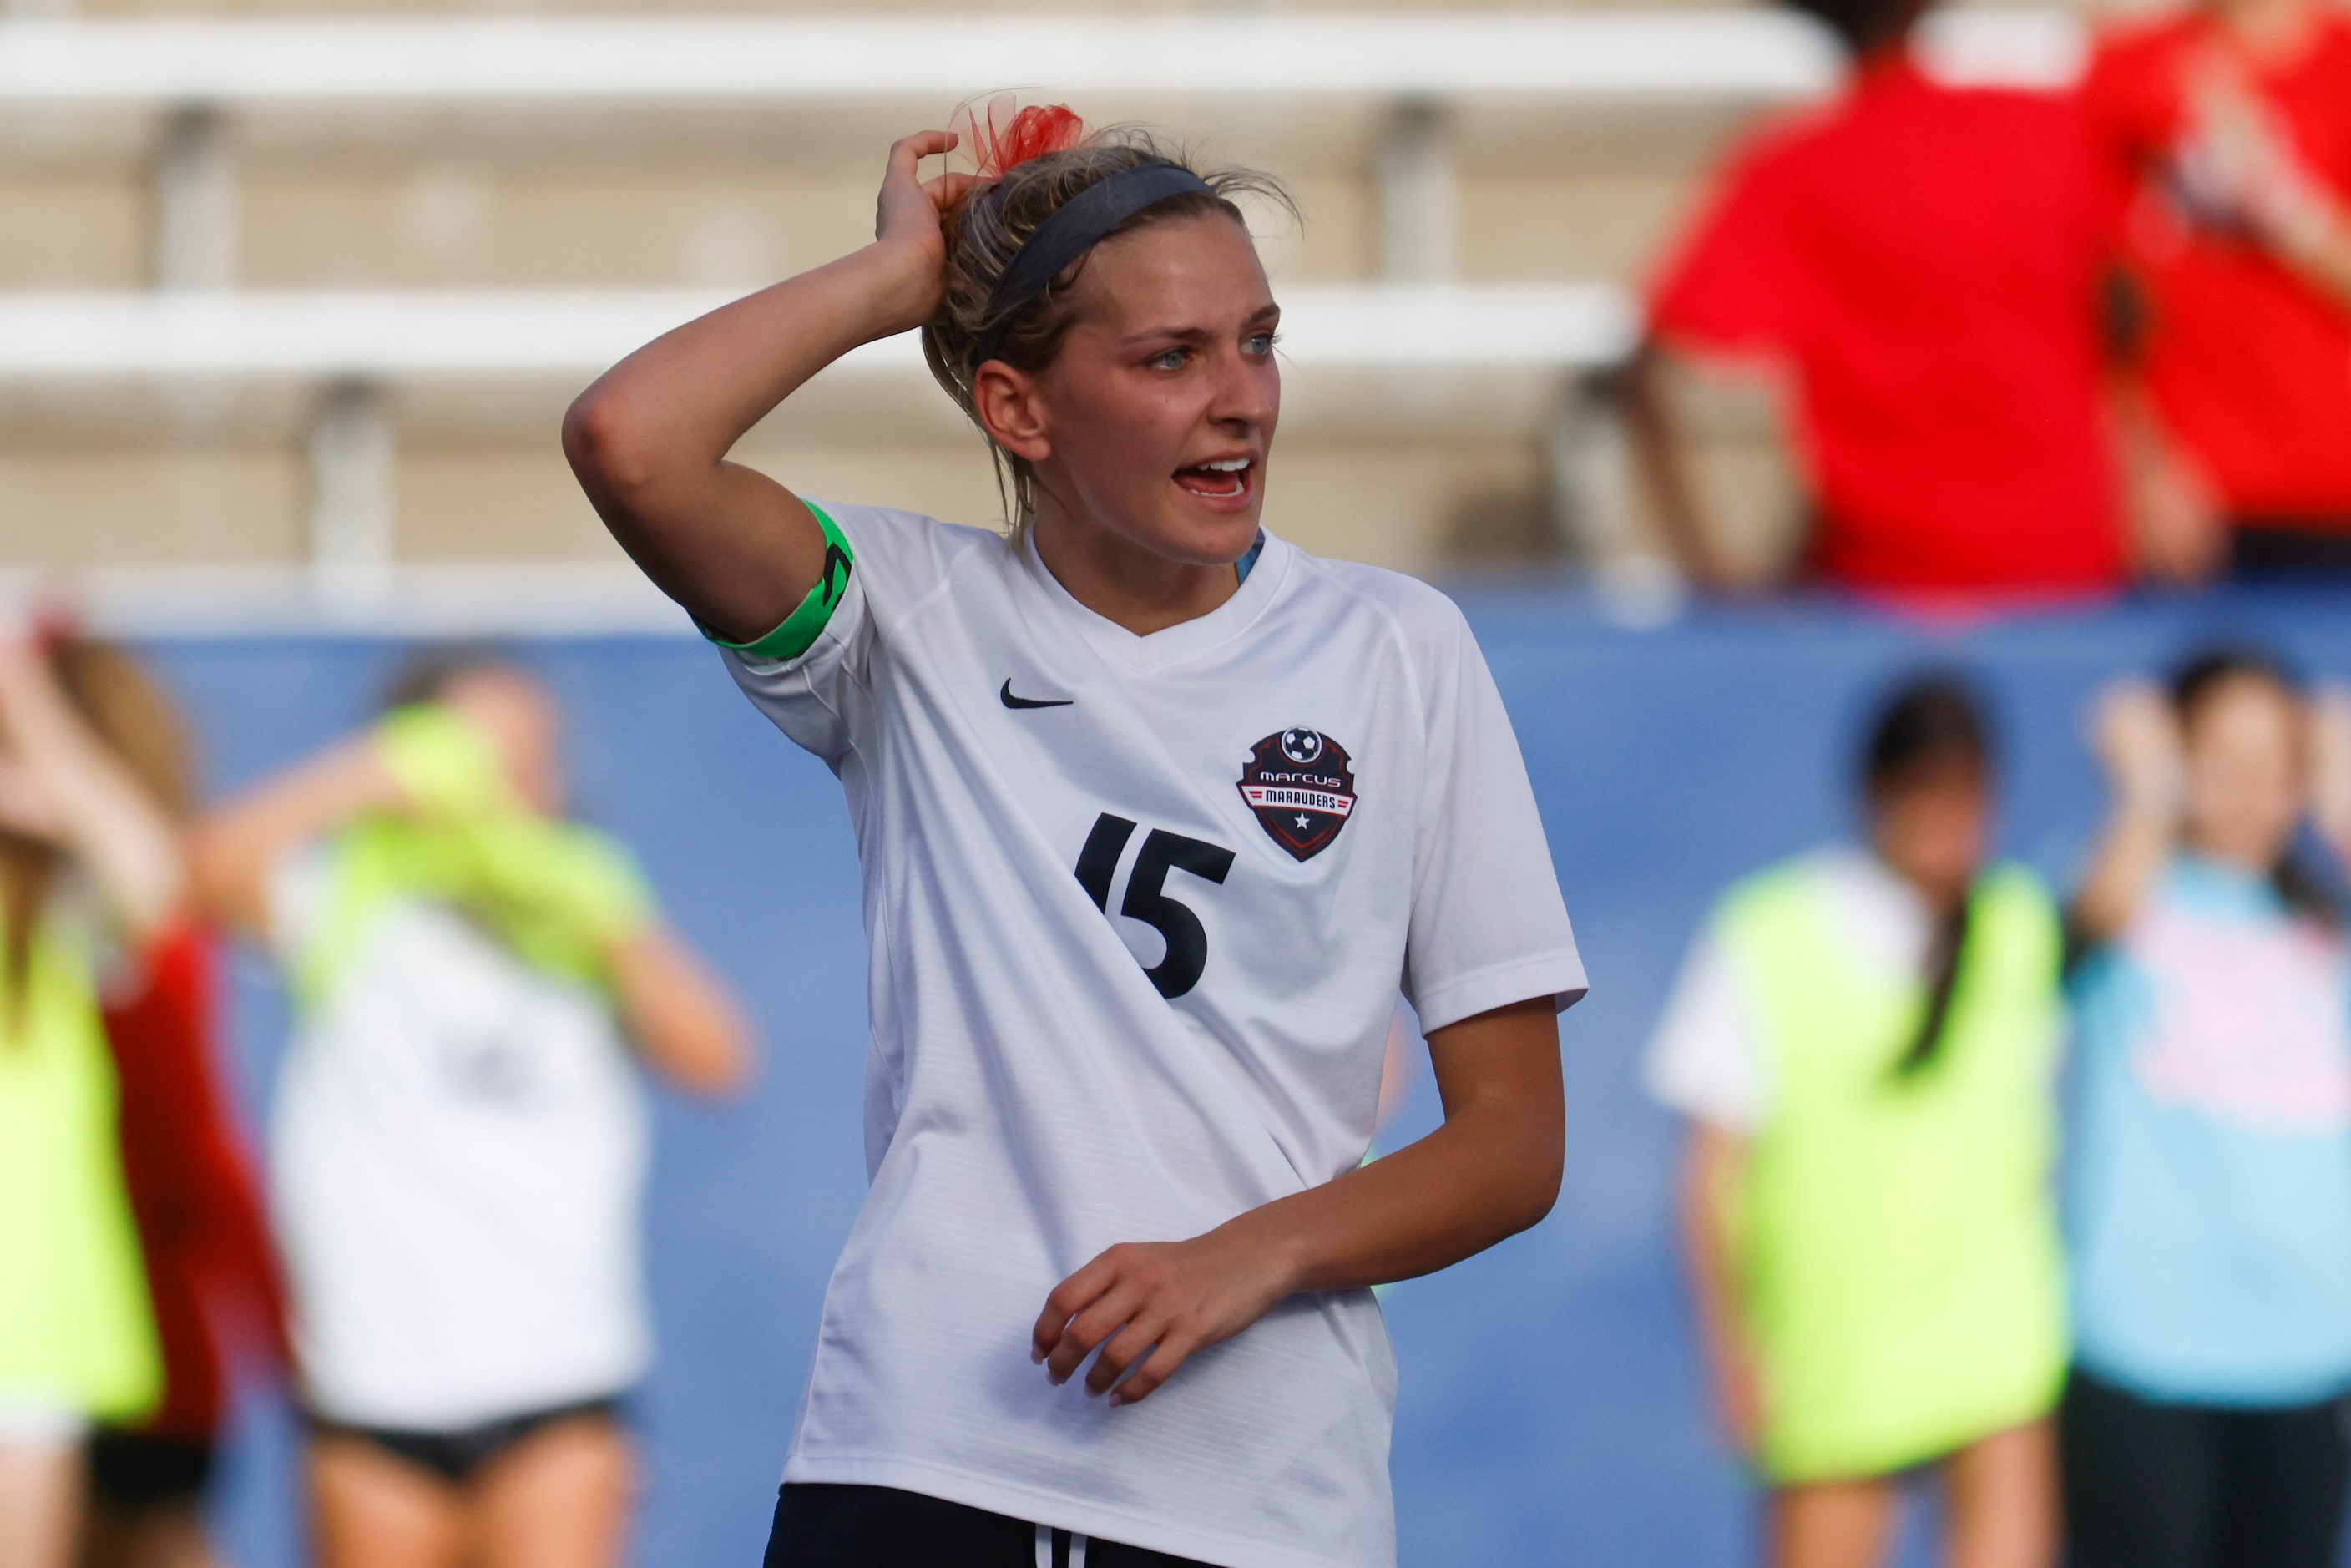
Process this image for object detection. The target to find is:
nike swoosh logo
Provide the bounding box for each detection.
[999,679,1073,711]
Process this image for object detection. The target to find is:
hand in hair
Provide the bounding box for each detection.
[564,130,976,645]
[872,129,983,335]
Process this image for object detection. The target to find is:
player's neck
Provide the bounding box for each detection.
[1029,508,1246,638]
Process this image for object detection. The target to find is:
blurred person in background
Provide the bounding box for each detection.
[190,649,753,1568]
[1624,0,2171,601]
[0,640,186,1568]
[2085,0,2351,581]
[1647,675,2066,1567]
[2061,650,2351,1567]
[48,636,291,1568]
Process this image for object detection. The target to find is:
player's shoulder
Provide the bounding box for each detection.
[1282,545,1474,648]
[1716,850,1838,925]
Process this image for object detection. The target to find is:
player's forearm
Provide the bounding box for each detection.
[2265,191,2351,311]
[1681,1127,1747,1382]
[569,243,931,488]
[562,244,930,636]
[2071,797,2173,948]
[49,771,183,942]
[1622,345,1733,590]
[606,925,755,1098]
[1236,999,1565,1295]
[190,739,402,938]
[0,649,184,938]
[1251,1113,1560,1297]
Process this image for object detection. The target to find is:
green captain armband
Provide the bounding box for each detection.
[699,500,856,663]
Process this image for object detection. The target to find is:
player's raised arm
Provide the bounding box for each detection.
[562,131,974,644]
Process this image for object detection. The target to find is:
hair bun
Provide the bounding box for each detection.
[958,98,1087,183]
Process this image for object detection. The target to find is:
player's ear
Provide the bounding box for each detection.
[972,362,1053,463]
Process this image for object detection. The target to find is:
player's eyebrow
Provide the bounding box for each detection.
[1118,303,1282,348]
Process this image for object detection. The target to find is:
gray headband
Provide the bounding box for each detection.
[972,161,1216,367]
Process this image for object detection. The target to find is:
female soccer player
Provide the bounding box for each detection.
[1646,675,2065,1568]
[2063,651,2351,1568]
[191,650,751,1568]
[53,635,289,1568]
[564,108,1587,1568]
[0,638,183,1568]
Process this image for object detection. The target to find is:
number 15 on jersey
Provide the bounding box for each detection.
[1074,813,1235,1000]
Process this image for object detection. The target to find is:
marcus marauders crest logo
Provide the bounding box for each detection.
[1237,728,1358,862]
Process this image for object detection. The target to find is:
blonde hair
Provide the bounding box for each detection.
[920,125,1292,540]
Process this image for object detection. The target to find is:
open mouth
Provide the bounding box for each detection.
[1174,457,1253,501]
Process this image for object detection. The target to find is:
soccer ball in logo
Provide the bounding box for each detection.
[1280,728,1324,765]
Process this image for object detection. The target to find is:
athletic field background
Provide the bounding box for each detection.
[154,585,2351,1566]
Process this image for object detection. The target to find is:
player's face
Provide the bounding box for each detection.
[1868,760,1989,913]
[442,666,567,817]
[1028,212,1279,566]
[2181,674,2303,874]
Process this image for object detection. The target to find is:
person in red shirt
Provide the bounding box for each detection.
[1625,0,2161,605]
[48,636,290,1568]
[2086,0,2351,577]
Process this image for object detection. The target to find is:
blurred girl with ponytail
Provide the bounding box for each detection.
[1647,674,2067,1567]
[2062,649,2351,1568]
[0,638,184,1568]
[565,100,1586,1568]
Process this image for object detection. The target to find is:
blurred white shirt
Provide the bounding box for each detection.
[266,848,650,1430]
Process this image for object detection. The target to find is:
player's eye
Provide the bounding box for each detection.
[1244,331,1279,358]
[1149,348,1189,371]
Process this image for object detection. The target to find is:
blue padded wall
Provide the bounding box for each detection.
[149,586,2351,1566]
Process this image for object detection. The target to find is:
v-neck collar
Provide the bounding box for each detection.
[1018,529,1289,672]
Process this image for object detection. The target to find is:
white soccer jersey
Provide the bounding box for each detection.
[267,854,652,1429]
[726,504,1585,1568]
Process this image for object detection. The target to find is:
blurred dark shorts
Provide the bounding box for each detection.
[307,1393,627,1487]
[761,1483,1219,1568]
[88,1428,216,1512]
[2232,523,2351,579]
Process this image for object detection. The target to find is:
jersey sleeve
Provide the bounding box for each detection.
[1646,134,1813,360]
[1643,928,1771,1132]
[718,502,968,764]
[1398,604,1587,1034]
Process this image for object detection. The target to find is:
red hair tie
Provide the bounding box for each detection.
[956,96,1086,184]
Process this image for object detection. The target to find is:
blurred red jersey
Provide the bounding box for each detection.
[104,923,288,1440]
[2086,10,2351,525]
[1648,58,2125,598]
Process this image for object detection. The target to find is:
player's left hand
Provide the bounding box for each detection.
[1032,1225,1296,1407]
